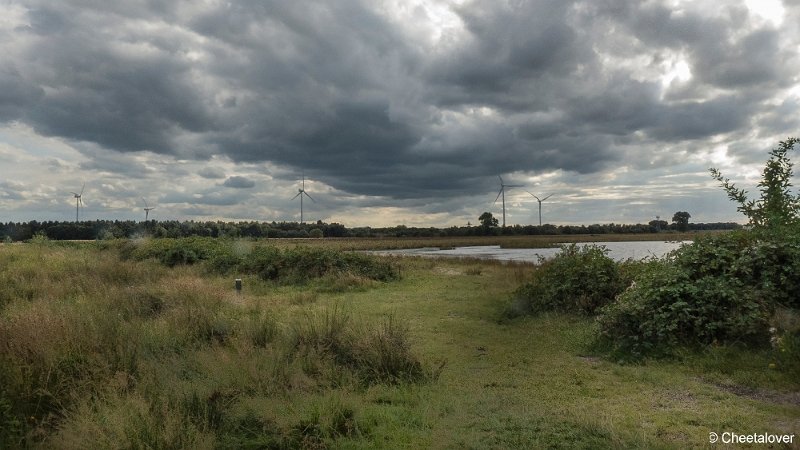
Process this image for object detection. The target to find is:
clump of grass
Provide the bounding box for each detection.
[286,397,365,448]
[464,267,483,276]
[288,307,435,385]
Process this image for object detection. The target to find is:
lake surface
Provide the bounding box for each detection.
[370,240,690,263]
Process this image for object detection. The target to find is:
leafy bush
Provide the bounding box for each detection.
[119,238,398,284]
[710,137,800,228]
[596,139,800,360]
[596,229,800,358]
[508,244,624,317]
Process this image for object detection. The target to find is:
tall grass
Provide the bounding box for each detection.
[0,243,432,448]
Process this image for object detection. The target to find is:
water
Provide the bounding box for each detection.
[369,240,690,263]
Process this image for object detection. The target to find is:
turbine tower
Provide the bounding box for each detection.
[142,198,155,221]
[291,173,315,224]
[70,183,85,223]
[526,191,553,226]
[494,176,523,228]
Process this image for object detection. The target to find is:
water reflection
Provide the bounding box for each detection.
[370,241,690,263]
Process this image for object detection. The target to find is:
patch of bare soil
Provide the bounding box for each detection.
[712,382,800,407]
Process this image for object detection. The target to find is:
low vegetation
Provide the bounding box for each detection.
[0,243,433,448]
[0,237,798,448]
[115,237,399,284]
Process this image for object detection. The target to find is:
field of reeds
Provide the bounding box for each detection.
[1,237,797,448]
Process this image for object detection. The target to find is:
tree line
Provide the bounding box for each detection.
[1,217,740,242]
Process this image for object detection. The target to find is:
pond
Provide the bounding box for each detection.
[369,240,690,263]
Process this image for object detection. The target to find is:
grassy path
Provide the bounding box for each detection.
[337,259,800,448]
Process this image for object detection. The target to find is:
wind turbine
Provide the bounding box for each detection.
[142,198,155,221]
[291,173,315,224]
[526,191,553,226]
[494,176,524,228]
[70,183,85,223]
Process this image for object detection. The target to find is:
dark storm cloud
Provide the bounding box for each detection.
[223,176,255,189]
[0,68,43,121]
[2,0,799,203]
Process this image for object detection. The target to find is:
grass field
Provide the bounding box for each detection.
[0,239,797,448]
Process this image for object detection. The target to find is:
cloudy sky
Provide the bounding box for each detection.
[1,0,799,227]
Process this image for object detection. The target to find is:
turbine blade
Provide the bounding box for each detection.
[493,187,504,204]
[291,192,301,200]
[542,194,553,201]
[80,183,85,196]
[524,190,540,201]
[142,197,149,208]
[304,192,315,202]
[498,175,504,185]
[506,184,524,188]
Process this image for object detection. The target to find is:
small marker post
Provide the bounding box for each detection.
[235,278,242,295]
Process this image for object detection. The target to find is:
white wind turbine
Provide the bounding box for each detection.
[70,183,85,223]
[291,173,315,224]
[142,198,155,221]
[494,176,524,228]
[526,191,553,226]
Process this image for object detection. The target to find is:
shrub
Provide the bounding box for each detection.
[595,230,799,358]
[596,139,800,360]
[120,239,398,285]
[509,244,624,317]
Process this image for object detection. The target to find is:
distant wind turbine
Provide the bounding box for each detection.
[494,176,524,228]
[142,198,155,221]
[526,191,553,226]
[291,173,315,224]
[70,183,85,223]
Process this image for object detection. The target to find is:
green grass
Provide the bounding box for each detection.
[0,241,797,448]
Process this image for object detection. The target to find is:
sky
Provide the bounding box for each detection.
[1,0,799,227]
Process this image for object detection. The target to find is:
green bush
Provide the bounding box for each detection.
[597,139,800,360]
[595,230,800,359]
[508,244,624,317]
[120,238,398,285]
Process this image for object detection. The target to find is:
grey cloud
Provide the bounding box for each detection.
[199,167,226,179]
[161,190,249,206]
[0,68,44,121]
[223,176,255,189]
[2,0,798,208]
[0,181,25,200]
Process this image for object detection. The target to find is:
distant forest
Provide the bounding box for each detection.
[1,219,741,242]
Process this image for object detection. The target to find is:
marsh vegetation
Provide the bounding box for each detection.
[0,236,797,448]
